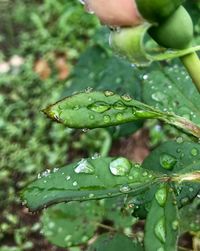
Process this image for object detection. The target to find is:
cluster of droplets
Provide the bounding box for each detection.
[143,65,199,123]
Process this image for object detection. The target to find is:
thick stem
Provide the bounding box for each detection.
[180,52,200,93]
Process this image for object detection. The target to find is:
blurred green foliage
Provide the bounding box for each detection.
[0,0,99,249]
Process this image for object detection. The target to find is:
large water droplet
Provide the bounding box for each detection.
[113,101,126,110]
[88,101,110,113]
[155,187,167,207]
[154,217,166,243]
[109,157,131,176]
[160,153,177,170]
[74,159,95,174]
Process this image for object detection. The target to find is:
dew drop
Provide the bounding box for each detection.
[116,113,123,121]
[172,220,179,231]
[74,159,95,174]
[190,148,199,157]
[154,217,166,243]
[109,157,131,176]
[176,137,183,144]
[88,101,110,113]
[104,90,114,97]
[119,184,131,193]
[73,181,78,186]
[121,94,132,102]
[66,176,71,181]
[160,153,177,170]
[155,187,167,207]
[113,101,126,110]
[103,115,111,123]
[151,92,166,102]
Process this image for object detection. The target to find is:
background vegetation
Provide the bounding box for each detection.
[0,0,200,250]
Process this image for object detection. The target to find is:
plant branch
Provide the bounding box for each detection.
[180,52,200,93]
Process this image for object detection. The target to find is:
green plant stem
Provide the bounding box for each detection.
[180,52,200,93]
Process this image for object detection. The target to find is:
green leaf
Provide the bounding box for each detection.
[63,45,143,137]
[88,233,144,251]
[144,184,179,251]
[43,91,200,138]
[41,201,103,248]
[142,64,200,125]
[102,196,137,229]
[142,141,200,207]
[21,157,158,211]
[179,197,200,233]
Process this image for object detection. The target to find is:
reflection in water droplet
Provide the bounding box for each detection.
[154,217,166,243]
[74,159,95,174]
[155,187,167,207]
[160,153,177,170]
[88,101,110,113]
[109,157,131,176]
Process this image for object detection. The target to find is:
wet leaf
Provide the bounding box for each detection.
[144,184,179,251]
[88,233,144,251]
[41,201,103,248]
[21,157,158,211]
[43,91,200,138]
[142,64,200,125]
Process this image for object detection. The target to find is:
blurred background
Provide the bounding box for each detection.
[0,0,200,250]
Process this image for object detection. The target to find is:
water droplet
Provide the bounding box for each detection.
[74,159,95,174]
[103,115,111,123]
[66,176,71,180]
[89,193,95,198]
[116,113,123,121]
[88,101,110,113]
[151,92,166,102]
[53,168,59,173]
[120,184,131,193]
[113,101,126,110]
[121,94,132,102]
[104,90,114,97]
[155,187,167,207]
[190,148,199,157]
[176,137,183,144]
[73,181,78,186]
[172,220,179,231]
[65,235,72,242]
[89,115,95,120]
[160,153,177,170]
[109,157,131,176]
[154,217,166,243]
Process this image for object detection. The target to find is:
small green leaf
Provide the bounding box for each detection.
[21,157,158,211]
[144,184,179,251]
[43,91,200,138]
[41,201,103,248]
[88,233,144,251]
